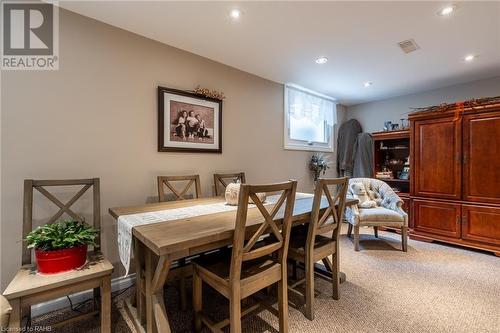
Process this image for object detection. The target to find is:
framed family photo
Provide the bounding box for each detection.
[158,86,222,153]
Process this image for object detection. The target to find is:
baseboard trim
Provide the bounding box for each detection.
[31,274,136,318]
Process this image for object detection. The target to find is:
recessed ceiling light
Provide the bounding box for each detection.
[438,5,456,16]
[229,9,241,19]
[315,57,328,64]
[464,54,476,62]
[363,82,373,87]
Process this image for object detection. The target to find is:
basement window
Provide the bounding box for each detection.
[284,84,336,152]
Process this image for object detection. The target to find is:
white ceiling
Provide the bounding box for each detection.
[59,1,500,105]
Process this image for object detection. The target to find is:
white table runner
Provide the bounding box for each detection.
[117,193,313,274]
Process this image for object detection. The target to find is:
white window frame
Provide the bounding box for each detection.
[283,83,337,152]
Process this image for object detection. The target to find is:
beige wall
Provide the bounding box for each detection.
[0,10,341,289]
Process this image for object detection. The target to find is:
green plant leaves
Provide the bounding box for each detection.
[25,219,98,251]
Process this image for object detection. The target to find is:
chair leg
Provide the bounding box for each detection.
[100,275,111,333]
[332,254,340,300]
[373,226,378,238]
[304,261,315,321]
[229,293,242,333]
[354,226,360,251]
[8,298,21,331]
[278,271,289,333]
[193,269,202,333]
[401,226,408,252]
[347,223,353,237]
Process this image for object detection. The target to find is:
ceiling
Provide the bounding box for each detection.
[59,1,500,105]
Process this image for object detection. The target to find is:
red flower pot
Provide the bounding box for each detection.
[35,244,88,274]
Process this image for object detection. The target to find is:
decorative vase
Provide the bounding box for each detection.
[35,244,87,274]
[313,170,321,182]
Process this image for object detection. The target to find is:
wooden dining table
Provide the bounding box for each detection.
[109,194,358,333]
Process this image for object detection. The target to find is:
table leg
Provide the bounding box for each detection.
[145,251,154,333]
[321,258,346,284]
[313,263,347,283]
[134,237,146,325]
[144,249,172,333]
[339,272,347,284]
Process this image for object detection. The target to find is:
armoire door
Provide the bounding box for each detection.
[463,111,500,205]
[413,116,461,200]
[462,204,500,246]
[412,199,461,238]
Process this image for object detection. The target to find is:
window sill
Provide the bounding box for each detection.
[284,143,334,153]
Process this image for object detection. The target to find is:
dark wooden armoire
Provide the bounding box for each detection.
[409,102,500,255]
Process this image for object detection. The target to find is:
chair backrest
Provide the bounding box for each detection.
[348,177,403,210]
[306,177,348,251]
[230,180,297,283]
[213,172,246,196]
[157,175,202,202]
[23,178,101,265]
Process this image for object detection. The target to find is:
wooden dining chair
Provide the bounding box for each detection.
[3,179,113,332]
[287,177,348,320]
[156,174,202,309]
[213,172,246,196]
[192,180,297,333]
[157,175,202,202]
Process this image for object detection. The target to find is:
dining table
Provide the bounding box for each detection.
[109,193,358,333]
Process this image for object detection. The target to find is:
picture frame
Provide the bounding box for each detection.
[158,86,222,153]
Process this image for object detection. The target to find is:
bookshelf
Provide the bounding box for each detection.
[372,130,410,195]
[372,130,411,229]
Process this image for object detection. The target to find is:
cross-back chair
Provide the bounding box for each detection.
[213,172,246,196]
[3,179,113,332]
[192,180,297,333]
[157,175,202,202]
[287,177,348,320]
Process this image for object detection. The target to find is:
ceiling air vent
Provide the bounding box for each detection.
[398,39,420,53]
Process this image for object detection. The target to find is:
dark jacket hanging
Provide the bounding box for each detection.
[337,119,362,177]
[353,132,374,178]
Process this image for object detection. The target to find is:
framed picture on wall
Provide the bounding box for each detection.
[158,86,222,153]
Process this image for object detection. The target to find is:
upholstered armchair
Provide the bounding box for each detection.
[345,178,408,251]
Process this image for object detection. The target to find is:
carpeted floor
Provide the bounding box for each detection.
[32,226,500,332]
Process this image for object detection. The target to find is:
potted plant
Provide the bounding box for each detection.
[26,219,98,274]
[309,153,331,182]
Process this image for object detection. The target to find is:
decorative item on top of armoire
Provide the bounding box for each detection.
[408,95,500,115]
[372,129,411,233]
[383,121,392,131]
[310,153,331,182]
[158,86,222,153]
[409,98,500,256]
[337,119,362,177]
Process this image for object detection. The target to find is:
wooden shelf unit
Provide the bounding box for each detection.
[372,130,410,195]
[372,130,411,230]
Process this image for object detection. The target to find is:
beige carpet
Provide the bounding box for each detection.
[32,226,500,332]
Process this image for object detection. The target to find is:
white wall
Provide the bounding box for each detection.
[346,76,500,132]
